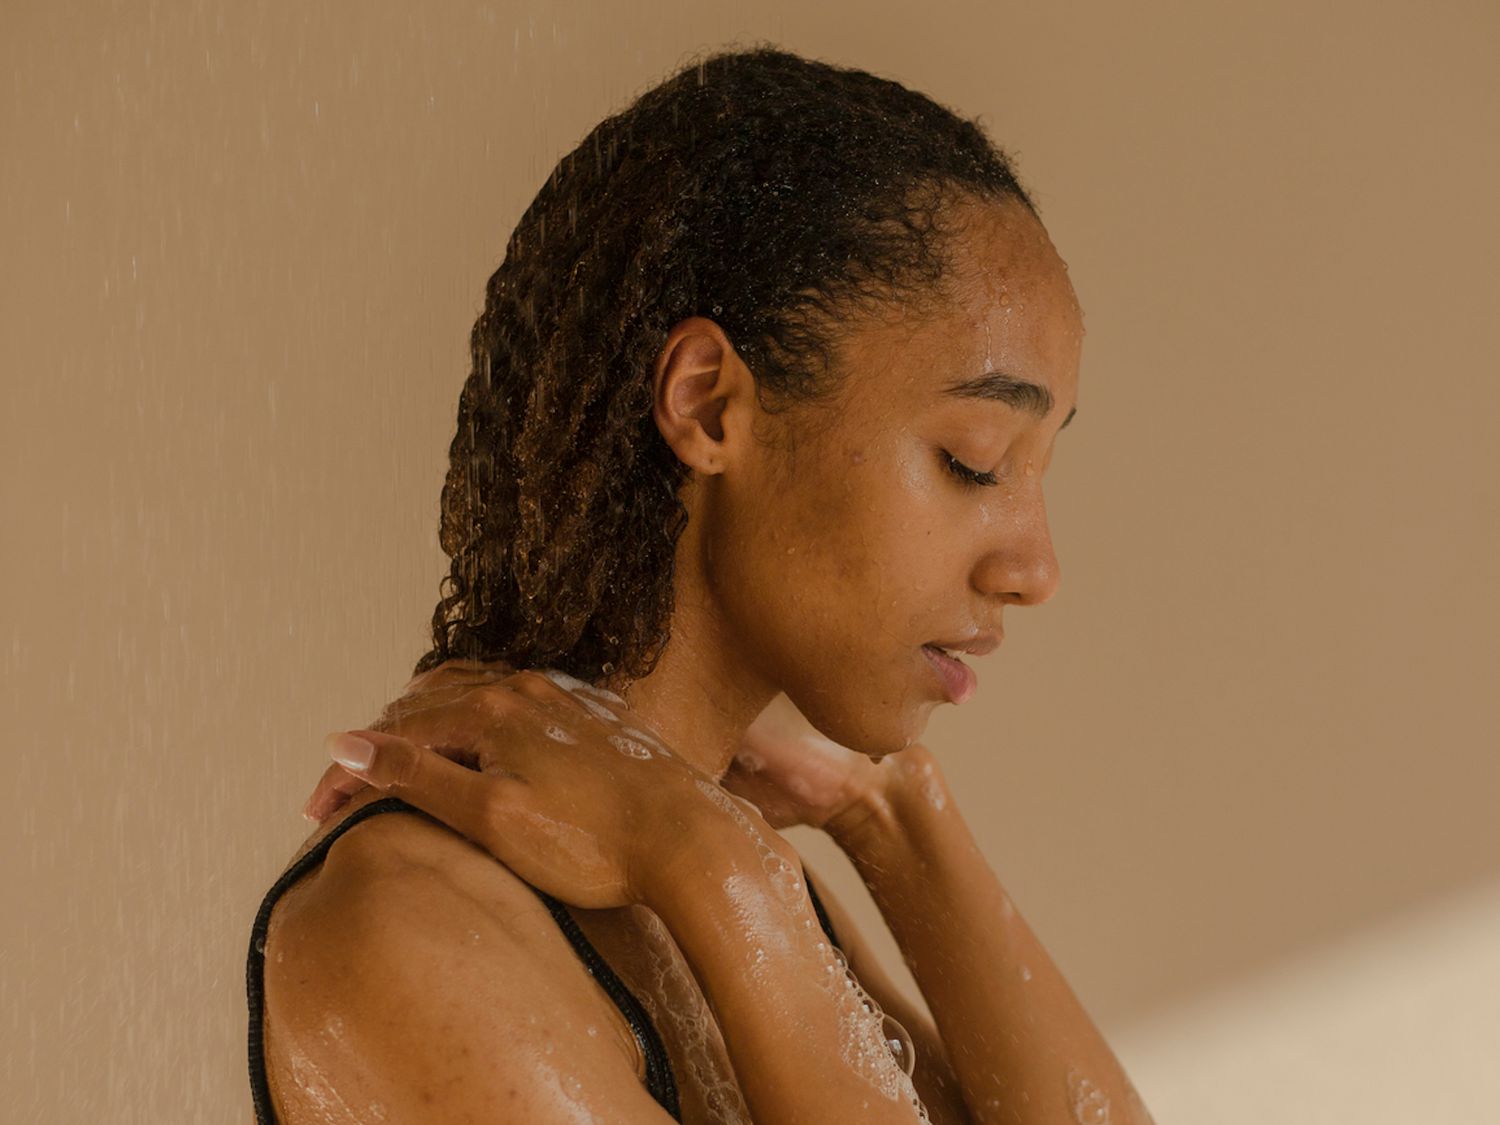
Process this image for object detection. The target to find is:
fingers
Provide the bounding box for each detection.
[302,761,369,823]
[325,727,528,849]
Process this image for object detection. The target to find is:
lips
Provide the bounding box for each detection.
[925,632,1001,657]
[922,644,979,704]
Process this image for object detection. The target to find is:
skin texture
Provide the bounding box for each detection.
[264,195,1113,1124]
[606,193,1081,776]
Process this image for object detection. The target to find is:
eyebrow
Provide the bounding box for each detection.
[942,370,1077,429]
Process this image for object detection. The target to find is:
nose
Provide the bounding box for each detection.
[973,489,1062,607]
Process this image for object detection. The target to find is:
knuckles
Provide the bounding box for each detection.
[386,740,426,791]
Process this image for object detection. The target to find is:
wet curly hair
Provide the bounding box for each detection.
[411,44,1038,685]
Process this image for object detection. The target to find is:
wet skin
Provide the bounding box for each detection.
[263,194,1096,1123]
[608,191,1082,774]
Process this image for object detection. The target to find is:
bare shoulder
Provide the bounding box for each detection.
[260,794,668,1123]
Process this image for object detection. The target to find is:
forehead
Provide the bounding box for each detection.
[836,199,1084,418]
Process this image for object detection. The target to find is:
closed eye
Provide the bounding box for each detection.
[941,450,999,488]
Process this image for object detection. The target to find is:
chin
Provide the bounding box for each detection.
[810,696,935,760]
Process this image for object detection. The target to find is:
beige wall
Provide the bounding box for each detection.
[3,1,1496,1120]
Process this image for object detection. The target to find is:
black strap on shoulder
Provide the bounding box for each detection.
[248,795,845,1123]
[245,796,682,1123]
[525,885,682,1119]
[247,796,433,1123]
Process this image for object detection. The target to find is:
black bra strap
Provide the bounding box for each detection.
[525,885,681,1119]
[249,795,845,1124]
[805,869,841,951]
[247,797,435,1123]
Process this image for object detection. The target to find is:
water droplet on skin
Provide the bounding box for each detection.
[578,684,627,706]
[1021,965,1033,982]
[619,726,667,754]
[921,768,947,811]
[543,724,577,743]
[607,733,652,759]
[573,692,619,724]
[1066,1066,1112,1124]
[536,667,590,693]
[882,1013,916,1076]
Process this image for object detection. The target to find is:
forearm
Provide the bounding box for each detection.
[647,802,929,1124]
[826,748,1154,1125]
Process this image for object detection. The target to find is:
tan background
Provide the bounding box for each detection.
[3,1,1497,1121]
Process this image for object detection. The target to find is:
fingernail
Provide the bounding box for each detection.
[326,731,375,772]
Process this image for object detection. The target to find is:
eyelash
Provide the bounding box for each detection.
[942,451,999,489]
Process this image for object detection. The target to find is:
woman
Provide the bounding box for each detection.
[247,45,1153,1123]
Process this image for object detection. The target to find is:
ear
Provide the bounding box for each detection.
[651,316,756,476]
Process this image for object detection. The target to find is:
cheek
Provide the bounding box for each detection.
[817,463,949,624]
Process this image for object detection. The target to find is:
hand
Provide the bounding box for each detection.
[301,659,518,824]
[311,665,766,910]
[719,692,897,831]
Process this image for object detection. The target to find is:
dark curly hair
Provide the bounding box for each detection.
[411,44,1039,685]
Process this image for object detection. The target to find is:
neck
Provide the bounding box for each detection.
[604,621,770,782]
[600,554,774,780]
